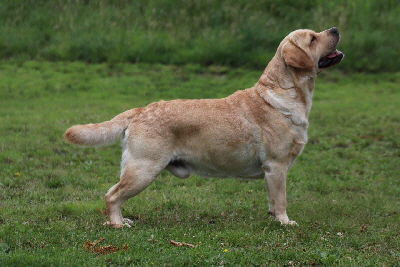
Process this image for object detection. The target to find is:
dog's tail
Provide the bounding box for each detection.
[64,109,136,146]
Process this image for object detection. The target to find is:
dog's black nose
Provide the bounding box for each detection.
[329,27,339,35]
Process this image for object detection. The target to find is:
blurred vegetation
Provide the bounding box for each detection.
[0,0,399,72]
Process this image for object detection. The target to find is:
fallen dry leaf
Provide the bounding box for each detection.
[97,209,107,215]
[83,238,128,255]
[169,240,195,248]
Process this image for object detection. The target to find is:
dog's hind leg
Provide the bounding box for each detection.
[104,159,161,228]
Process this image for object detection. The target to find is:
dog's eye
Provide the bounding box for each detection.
[311,36,317,43]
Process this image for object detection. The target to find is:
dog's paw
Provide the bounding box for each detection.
[273,214,298,226]
[281,220,298,226]
[102,221,129,228]
[103,221,122,228]
[122,218,134,228]
[103,218,134,228]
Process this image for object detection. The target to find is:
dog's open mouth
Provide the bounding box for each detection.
[318,50,344,69]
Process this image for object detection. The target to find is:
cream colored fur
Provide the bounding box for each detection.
[64,28,344,228]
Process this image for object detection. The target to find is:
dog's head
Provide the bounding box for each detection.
[280,28,344,71]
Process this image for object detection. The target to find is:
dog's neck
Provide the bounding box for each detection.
[255,57,316,126]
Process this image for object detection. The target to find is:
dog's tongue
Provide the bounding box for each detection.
[326,51,339,58]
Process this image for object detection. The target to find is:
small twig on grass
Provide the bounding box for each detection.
[169,240,196,248]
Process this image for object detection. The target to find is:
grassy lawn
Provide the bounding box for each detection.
[0,61,399,266]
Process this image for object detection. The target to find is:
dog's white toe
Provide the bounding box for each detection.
[122,218,134,228]
[281,220,298,226]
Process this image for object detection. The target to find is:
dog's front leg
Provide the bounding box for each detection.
[263,163,297,225]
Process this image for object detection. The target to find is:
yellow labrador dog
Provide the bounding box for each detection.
[65,28,344,228]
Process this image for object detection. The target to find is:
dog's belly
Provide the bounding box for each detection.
[167,148,265,179]
[188,160,265,179]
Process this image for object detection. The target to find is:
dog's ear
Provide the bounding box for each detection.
[282,41,314,70]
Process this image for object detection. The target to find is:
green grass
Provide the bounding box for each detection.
[0,0,399,72]
[0,61,399,266]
